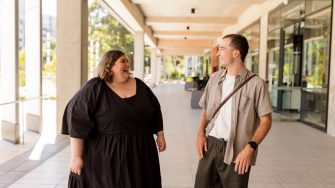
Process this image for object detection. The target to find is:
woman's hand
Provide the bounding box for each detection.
[70,156,84,175]
[70,138,84,175]
[156,131,166,152]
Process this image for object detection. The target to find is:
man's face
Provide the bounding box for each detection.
[217,38,236,68]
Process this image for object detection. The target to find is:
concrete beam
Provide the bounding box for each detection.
[133,0,265,4]
[146,17,237,25]
[154,31,221,37]
[161,48,207,56]
[222,0,283,35]
[158,39,213,49]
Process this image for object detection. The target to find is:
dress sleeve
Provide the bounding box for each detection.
[145,83,163,134]
[61,78,102,139]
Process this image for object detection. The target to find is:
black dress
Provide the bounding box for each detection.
[62,77,163,188]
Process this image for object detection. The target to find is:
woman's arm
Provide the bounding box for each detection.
[70,137,84,175]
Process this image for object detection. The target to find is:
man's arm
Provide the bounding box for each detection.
[196,109,208,159]
[234,113,272,174]
[250,113,272,145]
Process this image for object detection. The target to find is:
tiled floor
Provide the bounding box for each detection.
[1,82,335,188]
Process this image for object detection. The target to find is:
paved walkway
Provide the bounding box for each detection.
[1,82,335,188]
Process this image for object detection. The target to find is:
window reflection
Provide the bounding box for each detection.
[301,7,331,127]
[267,0,332,129]
[239,20,260,74]
[305,0,332,16]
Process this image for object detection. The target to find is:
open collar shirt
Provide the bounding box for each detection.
[199,67,273,165]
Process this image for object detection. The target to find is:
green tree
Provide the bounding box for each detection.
[88,2,134,67]
[163,55,184,80]
[42,37,56,76]
[19,49,26,87]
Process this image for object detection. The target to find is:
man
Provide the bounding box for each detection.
[194,34,273,188]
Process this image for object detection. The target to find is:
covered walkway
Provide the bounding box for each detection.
[1,82,335,188]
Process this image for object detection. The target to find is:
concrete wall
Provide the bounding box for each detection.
[327,1,335,136]
[56,0,88,134]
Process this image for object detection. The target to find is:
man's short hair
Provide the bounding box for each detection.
[222,34,249,62]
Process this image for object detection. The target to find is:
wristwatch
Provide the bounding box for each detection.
[248,141,258,150]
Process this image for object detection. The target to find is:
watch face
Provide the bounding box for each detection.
[248,141,257,150]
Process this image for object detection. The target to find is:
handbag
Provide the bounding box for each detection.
[211,74,257,120]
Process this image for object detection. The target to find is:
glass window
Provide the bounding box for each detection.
[269,8,282,32]
[42,0,57,98]
[267,0,332,128]
[267,30,280,86]
[268,0,305,32]
[267,1,305,120]
[239,21,260,73]
[301,7,331,128]
[306,0,332,16]
[283,45,293,86]
[281,0,305,21]
[282,24,302,87]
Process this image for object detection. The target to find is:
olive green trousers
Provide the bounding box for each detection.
[194,136,250,188]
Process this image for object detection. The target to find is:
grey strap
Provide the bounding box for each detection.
[211,74,257,120]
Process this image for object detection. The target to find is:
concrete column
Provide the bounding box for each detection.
[134,31,144,80]
[0,0,20,143]
[259,13,268,79]
[56,0,88,134]
[156,56,162,84]
[327,2,335,136]
[150,48,157,86]
[211,47,218,72]
[25,0,42,133]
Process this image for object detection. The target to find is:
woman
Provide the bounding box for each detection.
[62,50,166,188]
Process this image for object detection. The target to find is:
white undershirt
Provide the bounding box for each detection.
[209,75,236,140]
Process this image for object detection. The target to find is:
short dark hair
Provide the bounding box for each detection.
[97,50,125,83]
[222,34,249,62]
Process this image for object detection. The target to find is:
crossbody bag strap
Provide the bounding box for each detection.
[211,74,257,120]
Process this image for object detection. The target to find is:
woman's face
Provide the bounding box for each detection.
[111,55,130,81]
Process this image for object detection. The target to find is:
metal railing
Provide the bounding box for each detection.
[0,96,46,144]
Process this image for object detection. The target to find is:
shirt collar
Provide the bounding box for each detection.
[219,66,250,83]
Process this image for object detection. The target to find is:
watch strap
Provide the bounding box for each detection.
[248,141,257,150]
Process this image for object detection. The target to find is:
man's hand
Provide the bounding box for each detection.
[196,131,208,159]
[234,144,254,174]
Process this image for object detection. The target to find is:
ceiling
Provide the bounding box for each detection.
[104,0,270,55]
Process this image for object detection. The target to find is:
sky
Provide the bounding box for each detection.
[42,0,95,17]
[42,0,57,17]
